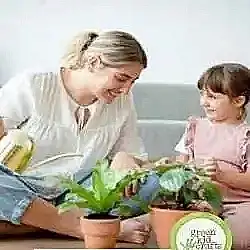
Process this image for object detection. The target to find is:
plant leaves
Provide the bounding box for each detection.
[182,186,199,206]
[117,204,134,217]
[57,201,87,214]
[103,169,129,190]
[203,180,223,213]
[60,177,102,211]
[58,160,150,215]
[92,160,109,202]
[154,162,186,176]
[159,168,194,192]
[131,194,150,213]
[64,193,80,202]
[100,170,149,213]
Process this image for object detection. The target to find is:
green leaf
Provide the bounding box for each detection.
[182,186,199,206]
[154,163,186,176]
[185,178,204,192]
[203,181,222,213]
[57,201,86,213]
[102,191,122,212]
[92,162,109,202]
[117,204,134,217]
[64,193,80,202]
[96,159,110,170]
[159,168,194,192]
[103,169,129,189]
[99,170,149,213]
[131,194,150,213]
[113,171,141,193]
[60,177,102,211]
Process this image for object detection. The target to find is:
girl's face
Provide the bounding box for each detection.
[200,88,244,123]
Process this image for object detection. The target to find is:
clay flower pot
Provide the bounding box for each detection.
[150,206,192,248]
[80,214,120,249]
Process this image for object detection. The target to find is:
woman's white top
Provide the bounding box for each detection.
[0,70,147,185]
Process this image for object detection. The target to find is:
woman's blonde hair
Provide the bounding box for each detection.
[60,30,147,70]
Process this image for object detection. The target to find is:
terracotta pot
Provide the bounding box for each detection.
[80,215,120,249]
[150,206,193,248]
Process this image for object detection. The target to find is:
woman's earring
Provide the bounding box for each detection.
[87,57,97,72]
[237,108,244,120]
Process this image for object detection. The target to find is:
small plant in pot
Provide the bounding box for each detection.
[149,162,223,249]
[57,159,149,249]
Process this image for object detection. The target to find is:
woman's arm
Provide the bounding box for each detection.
[109,93,148,162]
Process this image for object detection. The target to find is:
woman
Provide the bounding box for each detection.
[0,30,158,244]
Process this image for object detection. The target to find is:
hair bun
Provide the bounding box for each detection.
[81,32,99,52]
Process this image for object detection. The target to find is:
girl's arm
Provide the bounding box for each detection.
[215,162,250,192]
[214,131,250,192]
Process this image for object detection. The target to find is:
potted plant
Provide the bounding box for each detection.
[57,159,149,249]
[149,162,223,248]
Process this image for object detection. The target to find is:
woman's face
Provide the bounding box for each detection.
[70,59,143,104]
[90,61,143,104]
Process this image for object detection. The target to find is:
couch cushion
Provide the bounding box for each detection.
[133,83,197,158]
[133,83,203,120]
[137,120,186,158]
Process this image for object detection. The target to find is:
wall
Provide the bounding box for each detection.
[0,0,250,84]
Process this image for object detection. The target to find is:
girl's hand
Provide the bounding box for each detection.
[154,157,171,166]
[154,156,177,166]
[196,157,220,180]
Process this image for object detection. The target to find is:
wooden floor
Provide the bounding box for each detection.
[0,232,158,249]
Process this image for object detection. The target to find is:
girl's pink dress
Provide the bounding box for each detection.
[177,116,250,249]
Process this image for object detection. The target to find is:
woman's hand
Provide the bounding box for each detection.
[110,152,145,197]
[119,214,151,244]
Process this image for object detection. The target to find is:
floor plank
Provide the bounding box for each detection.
[0,233,158,249]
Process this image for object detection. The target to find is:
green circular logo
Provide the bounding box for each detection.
[170,212,232,250]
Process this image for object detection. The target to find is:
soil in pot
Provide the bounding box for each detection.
[150,204,193,249]
[80,214,120,249]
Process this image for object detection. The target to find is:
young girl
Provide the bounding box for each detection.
[175,63,250,250]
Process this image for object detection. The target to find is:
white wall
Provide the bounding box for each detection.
[0,0,250,84]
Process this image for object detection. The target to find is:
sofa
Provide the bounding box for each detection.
[133,82,203,158]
